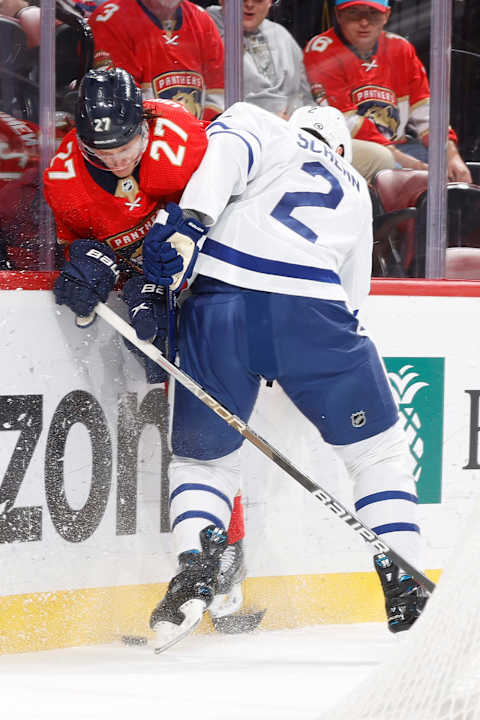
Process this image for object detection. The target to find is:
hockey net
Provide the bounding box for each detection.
[319,497,480,720]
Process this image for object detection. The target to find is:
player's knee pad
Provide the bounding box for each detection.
[333,420,422,566]
[333,419,412,488]
[169,449,242,554]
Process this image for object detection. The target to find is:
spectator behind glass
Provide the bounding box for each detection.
[0,0,91,270]
[207,0,395,182]
[207,0,312,118]
[89,0,224,120]
[0,0,41,43]
[304,0,471,182]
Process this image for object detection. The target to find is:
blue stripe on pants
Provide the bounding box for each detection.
[355,490,418,511]
[372,522,420,535]
[171,510,225,531]
[170,483,233,513]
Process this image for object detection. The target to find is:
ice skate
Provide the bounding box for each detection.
[150,525,228,653]
[209,539,246,620]
[374,553,429,633]
[209,540,266,633]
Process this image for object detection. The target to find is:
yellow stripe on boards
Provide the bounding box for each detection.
[0,570,441,654]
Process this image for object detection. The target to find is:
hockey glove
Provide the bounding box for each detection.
[143,202,206,292]
[122,275,169,384]
[53,239,119,325]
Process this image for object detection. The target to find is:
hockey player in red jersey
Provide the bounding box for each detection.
[90,0,224,121]
[44,67,247,633]
[44,69,208,267]
[303,0,471,182]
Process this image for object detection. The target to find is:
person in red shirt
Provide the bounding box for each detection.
[304,0,471,182]
[44,67,246,636]
[90,0,224,121]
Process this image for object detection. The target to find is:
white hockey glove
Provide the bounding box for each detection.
[142,202,206,293]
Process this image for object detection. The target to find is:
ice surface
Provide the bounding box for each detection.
[0,623,398,719]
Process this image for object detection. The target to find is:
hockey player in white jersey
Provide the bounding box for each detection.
[141,103,428,652]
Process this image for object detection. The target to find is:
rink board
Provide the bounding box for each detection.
[0,275,478,652]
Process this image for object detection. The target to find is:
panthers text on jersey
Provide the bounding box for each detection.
[90,0,224,121]
[303,28,457,147]
[43,99,208,274]
[179,102,372,314]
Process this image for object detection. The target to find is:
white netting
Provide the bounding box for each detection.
[319,495,480,720]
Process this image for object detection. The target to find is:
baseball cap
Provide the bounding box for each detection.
[335,0,390,12]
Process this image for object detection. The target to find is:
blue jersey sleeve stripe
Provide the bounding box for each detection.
[169,483,233,512]
[206,126,259,173]
[201,237,341,284]
[208,121,262,151]
[371,522,420,535]
[355,490,418,511]
[171,510,225,531]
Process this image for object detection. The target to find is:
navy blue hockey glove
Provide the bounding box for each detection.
[122,276,169,384]
[53,239,119,325]
[143,202,206,292]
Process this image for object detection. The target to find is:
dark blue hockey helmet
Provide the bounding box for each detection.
[75,67,144,151]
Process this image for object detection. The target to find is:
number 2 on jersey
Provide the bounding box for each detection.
[271,162,344,242]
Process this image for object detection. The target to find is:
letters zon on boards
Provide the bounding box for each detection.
[0,389,170,544]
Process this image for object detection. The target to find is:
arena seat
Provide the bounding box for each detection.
[444,247,480,279]
[0,15,38,120]
[414,182,480,277]
[466,162,480,186]
[372,169,480,279]
[370,169,428,277]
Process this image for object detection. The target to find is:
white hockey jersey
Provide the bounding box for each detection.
[180,102,373,312]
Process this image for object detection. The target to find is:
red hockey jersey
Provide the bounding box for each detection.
[43,99,208,273]
[0,112,42,269]
[90,0,224,121]
[0,111,39,191]
[304,29,457,146]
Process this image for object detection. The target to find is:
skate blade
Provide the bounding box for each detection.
[153,598,206,654]
[209,582,243,619]
[211,609,266,634]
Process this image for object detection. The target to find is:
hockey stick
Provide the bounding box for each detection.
[95,301,435,594]
[165,288,177,363]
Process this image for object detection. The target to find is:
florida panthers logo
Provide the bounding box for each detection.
[171,90,202,119]
[152,71,204,119]
[362,103,399,140]
[352,85,400,141]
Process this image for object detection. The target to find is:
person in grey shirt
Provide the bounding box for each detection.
[207,0,394,181]
[207,0,312,117]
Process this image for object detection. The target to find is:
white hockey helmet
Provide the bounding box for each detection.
[289,105,352,164]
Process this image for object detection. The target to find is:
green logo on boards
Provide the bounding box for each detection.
[384,357,444,504]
